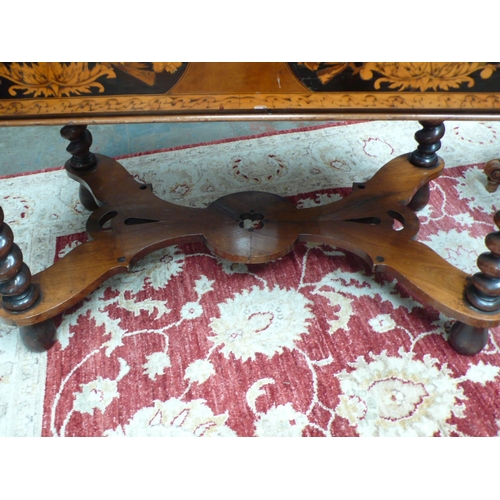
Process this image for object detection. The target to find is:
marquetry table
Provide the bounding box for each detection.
[2,62,500,356]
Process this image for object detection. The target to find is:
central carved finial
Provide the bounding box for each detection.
[239,211,264,231]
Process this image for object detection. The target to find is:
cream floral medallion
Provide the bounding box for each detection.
[104,398,236,437]
[208,286,315,361]
[254,403,310,437]
[335,350,499,437]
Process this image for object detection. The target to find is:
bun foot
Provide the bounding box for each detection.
[19,319,57,352]
[448,321,489,355]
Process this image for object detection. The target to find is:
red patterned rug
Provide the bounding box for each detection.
[1,120,500,436]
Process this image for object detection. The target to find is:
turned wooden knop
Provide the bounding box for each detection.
[410,120,445,168]
[60,124,97,170]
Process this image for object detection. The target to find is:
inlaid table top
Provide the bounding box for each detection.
[1,62,500,125]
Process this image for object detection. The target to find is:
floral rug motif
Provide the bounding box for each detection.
[1,120,500,436]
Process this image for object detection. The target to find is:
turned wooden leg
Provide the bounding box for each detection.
[60,125,99,210]
[0,207,56,352]
[465,211,500,312]
[408,120,445,211]
[484,159,500,193]
[450,211,500,354]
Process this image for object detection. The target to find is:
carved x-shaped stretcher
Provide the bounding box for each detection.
[2,151,500,334]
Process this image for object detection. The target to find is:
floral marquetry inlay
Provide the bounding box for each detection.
[358,63,499,91]
[0,62,186,98]
[0,63,115,97]
[292,62,500,92]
